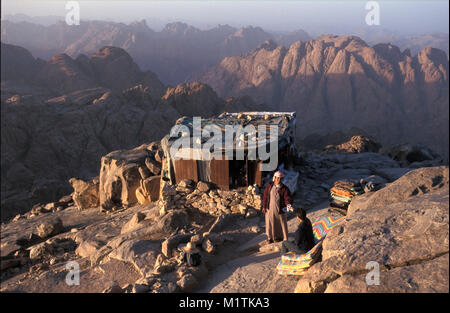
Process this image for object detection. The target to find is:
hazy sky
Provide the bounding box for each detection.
[1,0,449,34]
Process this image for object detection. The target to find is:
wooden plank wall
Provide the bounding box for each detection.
[247,159,262,187]
[173,159,198,183]
[210,155,229,190]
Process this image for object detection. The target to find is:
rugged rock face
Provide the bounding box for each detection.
[295,166,449,293]
[1,43,271,220]
[193,36,449,158]
[0,42,44,83]
[2,43,165,100]
[0,83,178,221]
[98,143,163,211]
[69,177,100,211]
[380,143,444,168]
[161,82,225,117]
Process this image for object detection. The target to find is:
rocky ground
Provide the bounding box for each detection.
[1,143,447,293]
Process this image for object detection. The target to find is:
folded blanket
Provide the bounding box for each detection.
[277,215,346,276]
[312,215,346,240]
[330,186,355,198]
[330,193,353,203]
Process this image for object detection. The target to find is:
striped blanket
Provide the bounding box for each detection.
[276,215,346,276]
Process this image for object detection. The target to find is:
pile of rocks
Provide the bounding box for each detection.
[11,194,75,221]
[157,179,261,218]
[324,135,381,153]
[1,215,80,281]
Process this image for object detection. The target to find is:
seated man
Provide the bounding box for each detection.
[281,208,315,255]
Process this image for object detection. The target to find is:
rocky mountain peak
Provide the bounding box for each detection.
[161,81,223,117]
[162,22,200,36]
[91,46,134,62]
[234,25,265,37]
[256,39,279,51]
[1,42,43,81]
[129,19,152,32]
[373,43,404,62]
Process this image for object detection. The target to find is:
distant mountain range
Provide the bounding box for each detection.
[350,27,449,57]
[192,35,449,159]
[0,19,311,85]
[3,18,447,86]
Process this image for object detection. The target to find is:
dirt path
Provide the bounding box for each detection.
[197,200,333,293]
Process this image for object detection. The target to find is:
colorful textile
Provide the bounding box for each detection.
[276,216,346,276]
[330,193,352,203]
[281,241,322,261]
[276,266,308,276]
[330,186,355,198]
[311,215,346,241]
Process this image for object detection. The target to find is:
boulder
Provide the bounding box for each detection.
[138,167,151,180]
[136,187,151,205]
[348,166,449,215]
[36,218,64,238]
[69,177,99,210]
[29,242,52,260]
[196,181,210,193]
[75,239,105,258]
[145,157,161,176]
[176,274,199,292]
[324,254,449,293]
[109,239,160,277]
[99,147,150,210]
[296,166,449,293]
[157,210,190,234]
[178,179,194,188]
[381,143,441,166]
[161,234,191,258]
[141,176,160,202]
[121,212,146,234]
[202,238,215,254]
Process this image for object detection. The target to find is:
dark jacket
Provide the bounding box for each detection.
[294,218,315,252]
[262,182,293,214]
